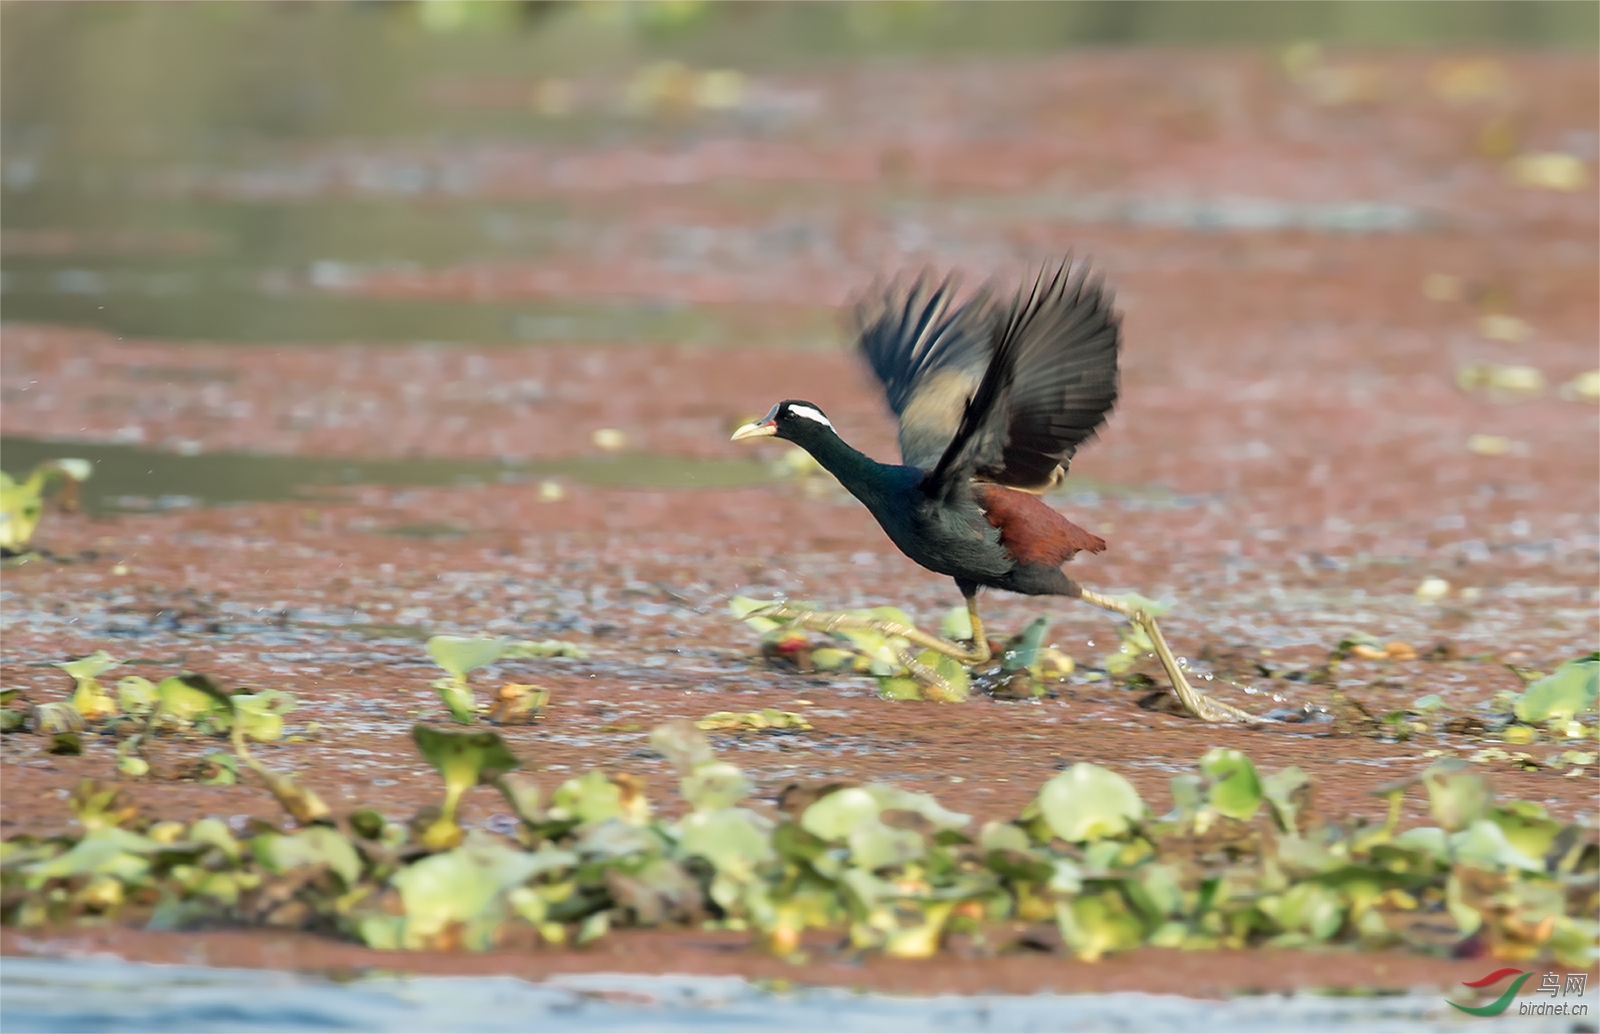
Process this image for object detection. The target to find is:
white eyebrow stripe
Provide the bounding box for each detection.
[788,404,833,428]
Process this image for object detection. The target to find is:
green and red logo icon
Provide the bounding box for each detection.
[1448,968,1534,1017]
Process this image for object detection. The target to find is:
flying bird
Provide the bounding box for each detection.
[732,259,1117,665]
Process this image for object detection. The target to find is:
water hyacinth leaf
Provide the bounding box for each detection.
[1390,825,1448,861]
[1200,748,1264,821]
[55,651,119,682]
[1274,882,1345,941]
[1000,617,1050,673]
[1514,654,1599,723]
[695,709,812,732]
[676,807,775,880]
[156,674,230,722]
[728,597,784,634]
[978,820,1031,854]
[0,459,88,552]
[231,689,297,742]
[940,606,974,642]
[883,900,958,960]
[1037,764,1144,843]
[1263,767,1310,834]
[116,677,157,715]
[548,769,625,826]
[649,720,714,776]
[1450,819,1543,872]
[1486,800,1563,861]
[0,709,23,732]
[1056,893,1145,962]
[431,677,478,724]
[188,817,239,861]
[412,726,521,826]
[1421,760,1490,832]
[199,751,238,785]
[680,761,752,811]
[425,636,509,679]
[876,676,923,701]
[865,785,970,830]
[49,732,82,755]
[800,786,882,842]
[915,649,971,702]
[255,827,362,886]
[810,647,855,671]
[848,819,924,871]
[501,639,589,660]
[391,837,555,949]
[69,678,118,722]
[24,835,149,884]
[115,741,148,778]
[492,773,544,826]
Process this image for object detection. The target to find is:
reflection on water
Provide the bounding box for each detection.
[0,435,780,514]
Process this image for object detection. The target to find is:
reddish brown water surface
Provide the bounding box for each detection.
[2,35,1596,996]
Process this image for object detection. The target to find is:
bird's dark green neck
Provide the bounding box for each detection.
[785,424,914,506]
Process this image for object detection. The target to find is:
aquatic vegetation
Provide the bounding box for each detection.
[425,635,577,724]
[1,715,1593,967]
[0,458,92,555]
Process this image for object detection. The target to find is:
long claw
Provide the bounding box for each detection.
[763,604,992,667]
[1077,588,1269,725]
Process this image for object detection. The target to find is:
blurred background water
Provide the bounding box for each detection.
[2,0,1592,350]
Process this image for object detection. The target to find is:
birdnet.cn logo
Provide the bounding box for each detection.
[1447,968,1589,1017]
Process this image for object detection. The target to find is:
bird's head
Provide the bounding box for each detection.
[730,400,837,444]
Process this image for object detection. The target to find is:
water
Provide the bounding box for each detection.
[0,435,780,512]
[3,957,1593,1034]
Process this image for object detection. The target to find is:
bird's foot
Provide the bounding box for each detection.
[1076,588,1270,725]
[747,603,992,668]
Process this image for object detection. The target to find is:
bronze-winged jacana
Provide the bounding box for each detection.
[732,258,1262,723]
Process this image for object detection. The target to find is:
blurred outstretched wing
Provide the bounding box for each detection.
[925,259,1120,497]
[853,274,997,471]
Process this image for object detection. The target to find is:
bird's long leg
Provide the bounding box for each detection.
[962,591,993,667]
[754,605,991,666]
[1076,588,1268,725]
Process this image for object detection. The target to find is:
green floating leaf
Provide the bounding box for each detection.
[501,639,589,660]
[681,761,752,811]
[1200,748,1263,821]
[876,676,923,701]
[864,784,970,831]
[254,827,362,886]
[1486,800,1563,861]
[156,674,231,723]
[1421,760,1491,833]
[116,676,157,715]
[914,649,970,702]
[431,677,477,724]
[1056,892,1144,962]
[549,769,627,826]
[800,787,881,842]
[676,807,774,881]
[388,837,566,950]
[940,606,974,642]
[231,689,297,742]
[412,726,522,845]
[1450,818,1543,871]
[728,597,784,634]
[1,459,91,552]
[848,819,924,872]
[649,720,715,775]
[1000,617,1050,673]
[1261,766,1309,834]
[1514,654,1598,723]
[55,651,119,682]
[1037,764,1144,843]
[426,636,509,679]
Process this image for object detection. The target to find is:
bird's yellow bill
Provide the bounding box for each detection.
[730,421,777,442]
